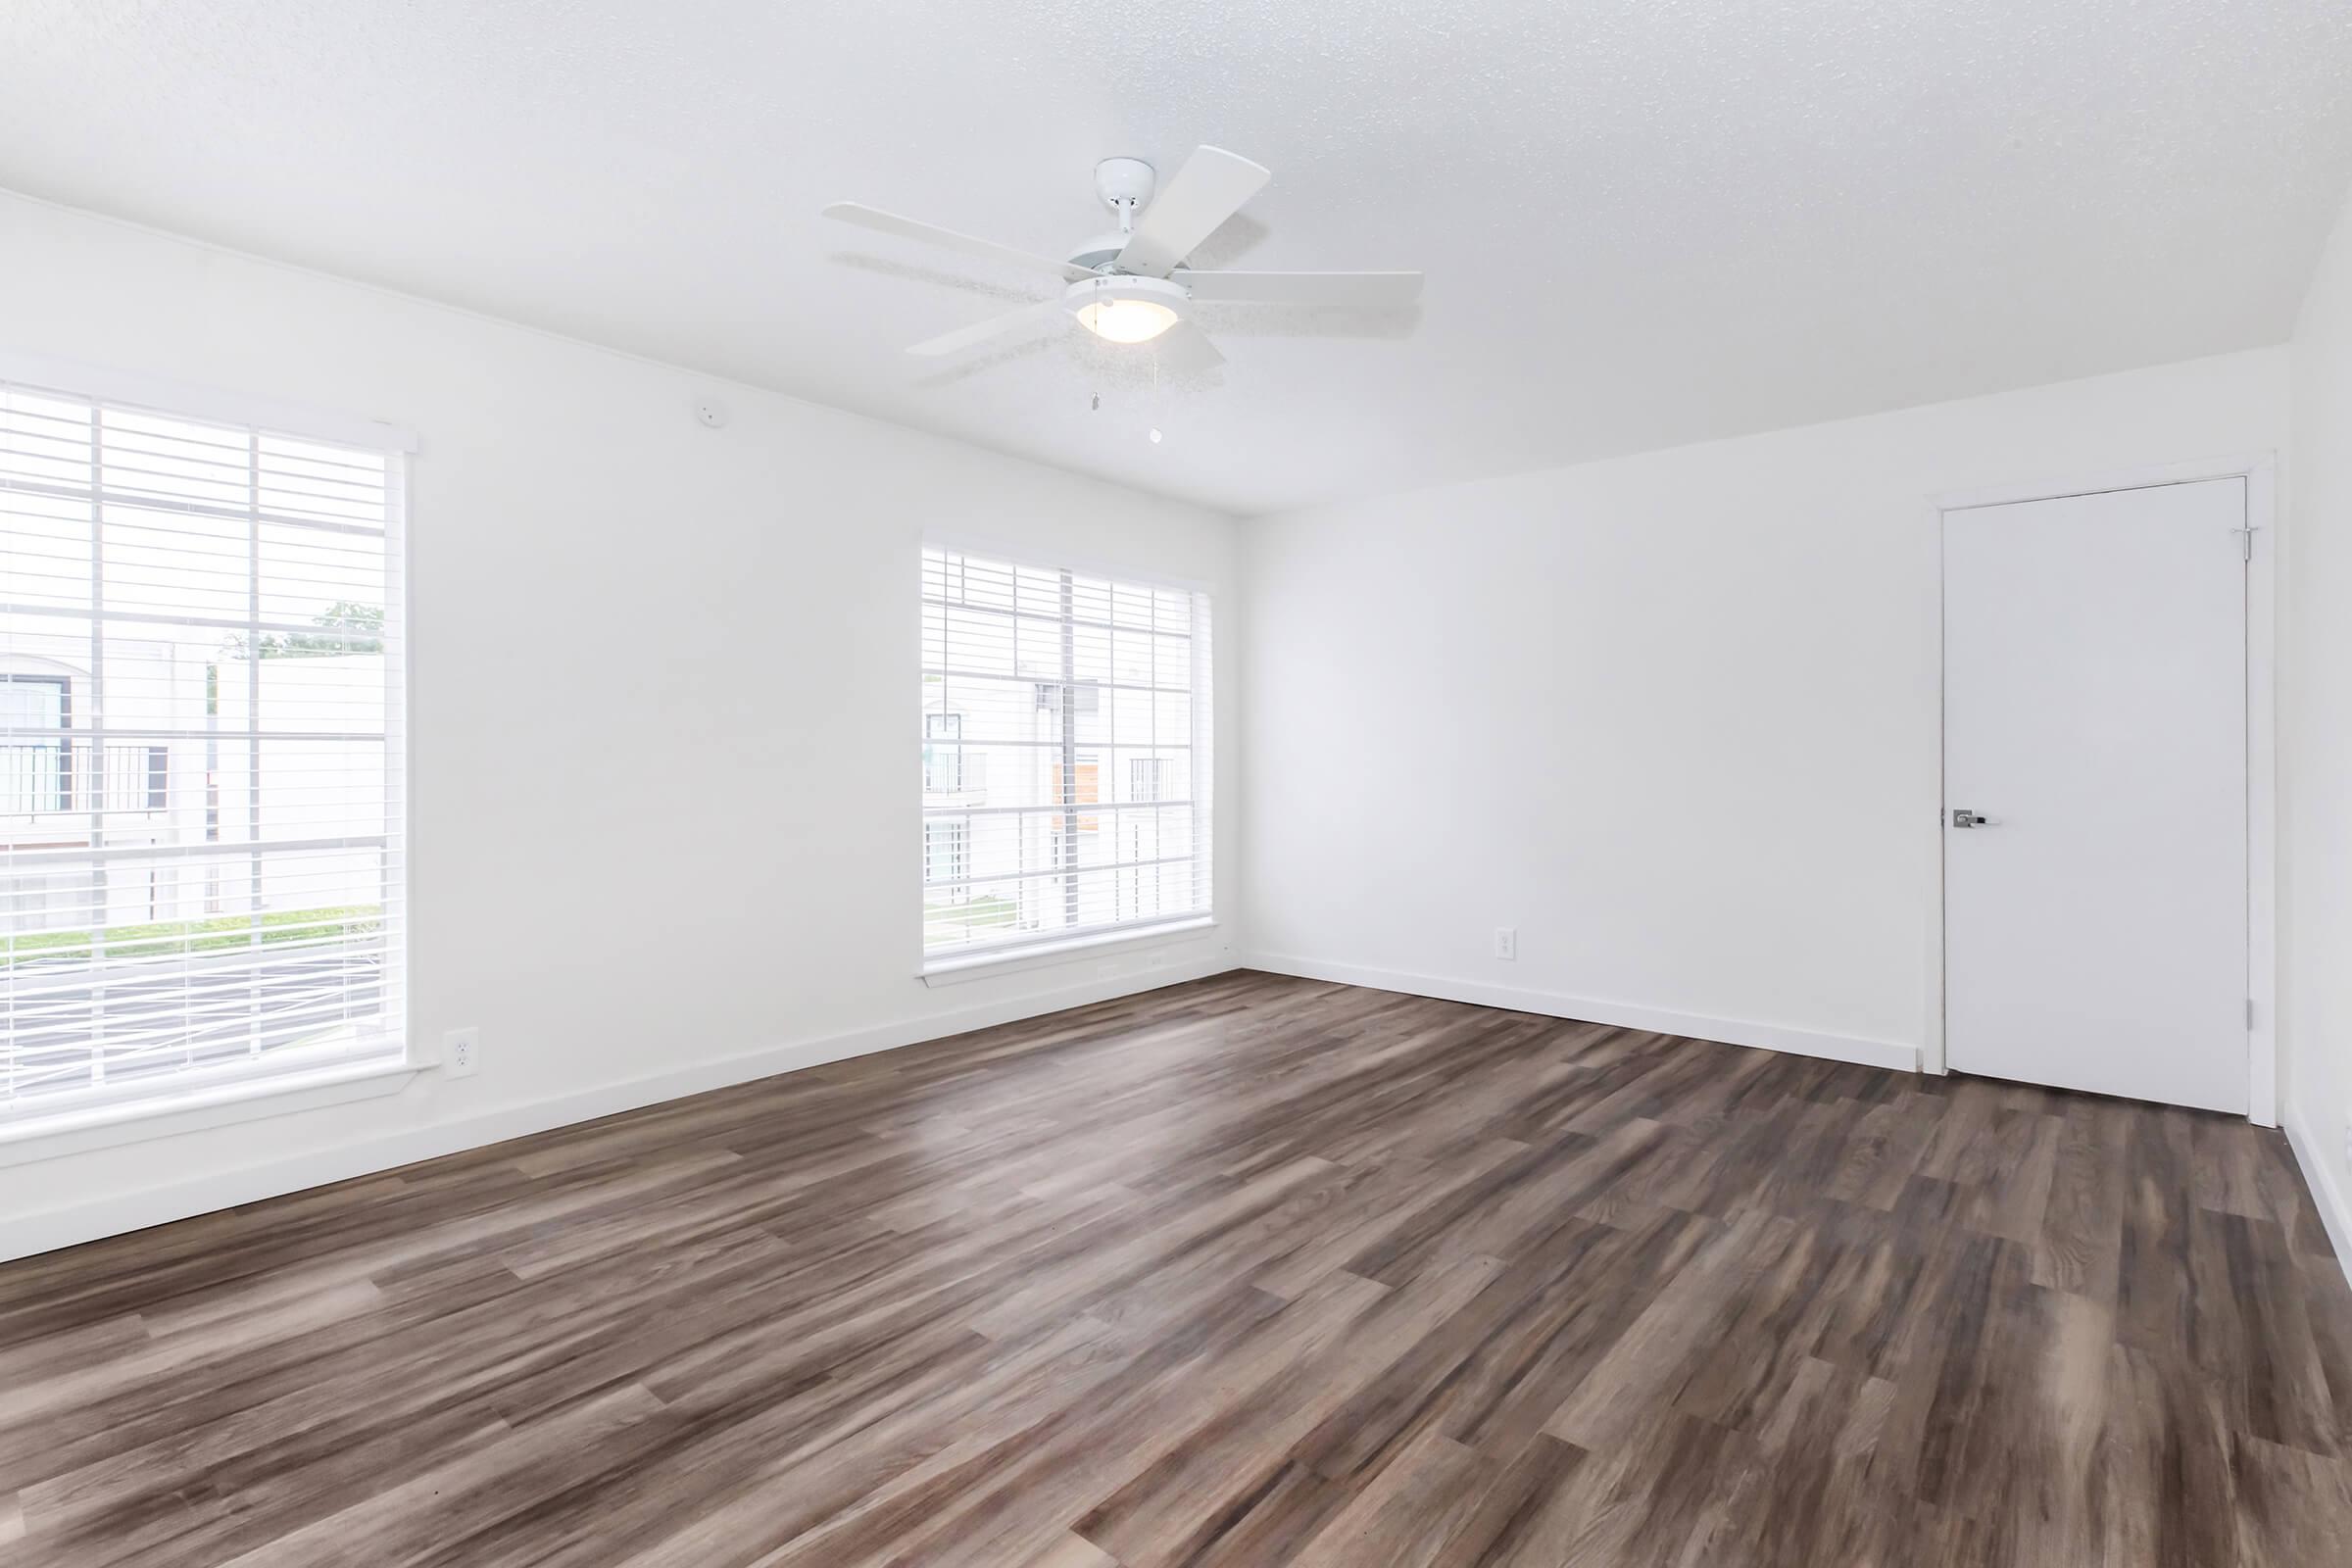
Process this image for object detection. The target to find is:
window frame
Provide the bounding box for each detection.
[0,353,418,1153]
[917,539,1215,978]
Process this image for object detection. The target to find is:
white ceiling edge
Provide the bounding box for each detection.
[0,184,1250,523]
[1253,340,2300,525]
[1,180,2328,528]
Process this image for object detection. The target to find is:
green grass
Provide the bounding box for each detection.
[2,906,381,967]
[924,895,1016,939]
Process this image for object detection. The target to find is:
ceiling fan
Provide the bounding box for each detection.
[822,146,1422,372]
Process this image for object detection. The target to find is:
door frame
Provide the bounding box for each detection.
[1921,454,2278,1125]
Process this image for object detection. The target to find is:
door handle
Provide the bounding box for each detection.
[1950,808,1998,828]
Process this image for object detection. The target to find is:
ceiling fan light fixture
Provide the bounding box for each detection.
[827,148,1422,365]
[1077,297,1180,343]
[1067,274,1190,345]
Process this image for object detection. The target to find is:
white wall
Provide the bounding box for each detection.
[1242,349,2288,1070]
[0,191,1244,1258]
[1,178,2331,1263]
[2284,182,2352,1261]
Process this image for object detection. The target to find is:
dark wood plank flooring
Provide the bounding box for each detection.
[3,971,2349,1566]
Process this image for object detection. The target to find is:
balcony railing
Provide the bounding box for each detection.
[0,743,171,815]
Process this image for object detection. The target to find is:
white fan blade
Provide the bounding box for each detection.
[824,202,1095,283]
[1180,270,1423,307]
[1152,320,1224,374]
[1115,147,1271,277]
[906,298,1070,357]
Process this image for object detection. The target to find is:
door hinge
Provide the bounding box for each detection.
[2231,526,2254,562]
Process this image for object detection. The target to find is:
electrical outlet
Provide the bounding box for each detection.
[1494,927,1517,961]
[443,1026,481,1078]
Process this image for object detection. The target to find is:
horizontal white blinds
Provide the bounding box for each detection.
[922,547,1211,958]
[1,380,406,1119]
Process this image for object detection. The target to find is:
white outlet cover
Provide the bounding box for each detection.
[444,1026,481,1078]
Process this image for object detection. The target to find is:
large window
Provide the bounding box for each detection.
[921,546,1210,961]
[1,375,407,1121]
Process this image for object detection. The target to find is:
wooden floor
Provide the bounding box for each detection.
[3,972,2350,1566]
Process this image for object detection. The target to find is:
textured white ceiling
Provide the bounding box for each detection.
[4,1,2350,514]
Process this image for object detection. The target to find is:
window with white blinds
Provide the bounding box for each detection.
[1,377,406,1122]
[922,546,1210,961]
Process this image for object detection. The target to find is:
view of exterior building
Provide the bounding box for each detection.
[2,648,385,932]
[1,383,402,1109]
[920,547,1209,957]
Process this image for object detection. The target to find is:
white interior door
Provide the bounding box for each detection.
[1943,477,2248,1113]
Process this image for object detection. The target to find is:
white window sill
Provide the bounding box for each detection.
[0,1055,421,1168]
[921,916,1219,987]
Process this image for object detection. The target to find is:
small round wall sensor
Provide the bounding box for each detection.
[1149,428,1163,444]
[694,397,730,429]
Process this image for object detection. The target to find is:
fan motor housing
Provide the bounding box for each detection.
[1062,273,1190,311]
[1075,157,1161,270]
[1066,231,1132,272]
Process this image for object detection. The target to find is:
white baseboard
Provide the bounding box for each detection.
[2284,1110,2352,1290]
[2,952,1240,1264]
[1244,952,1921,1075]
